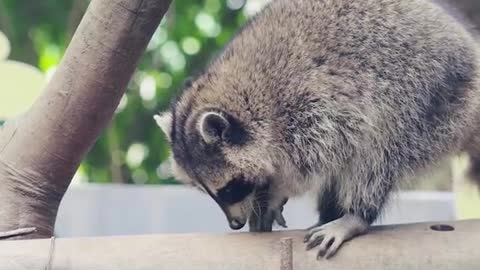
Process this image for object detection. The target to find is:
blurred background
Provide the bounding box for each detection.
[0,0,479,237]
[0,0,271,185]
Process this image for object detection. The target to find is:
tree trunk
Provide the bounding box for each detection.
[0,0,171,239]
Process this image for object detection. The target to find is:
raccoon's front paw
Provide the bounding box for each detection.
[249,198,288,232]
[248,208,287,232]
[303,214,369,259]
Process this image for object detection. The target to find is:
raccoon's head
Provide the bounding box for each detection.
[153,4,287,228]
[154,106,275,230]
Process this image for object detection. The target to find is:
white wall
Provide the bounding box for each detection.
[55,184,455,237]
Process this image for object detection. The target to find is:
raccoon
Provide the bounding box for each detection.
[154,0,480,259]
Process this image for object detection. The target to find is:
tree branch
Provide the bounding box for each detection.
[0,0,172,238]
[0,227,36,239]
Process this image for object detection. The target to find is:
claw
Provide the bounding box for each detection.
[274,209,287,228]
[324,239,343,259]
[304,225,322,242]
[304,214,369,259]
[306,235,323,250]
[303,234,310,243]
[274,198,289,228]
[317,236,334,258]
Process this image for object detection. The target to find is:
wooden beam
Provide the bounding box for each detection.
[0,219,479,269]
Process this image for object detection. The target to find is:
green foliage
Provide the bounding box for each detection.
[0,0,251,184]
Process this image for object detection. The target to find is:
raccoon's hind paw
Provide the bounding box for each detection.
[303,214,369,259]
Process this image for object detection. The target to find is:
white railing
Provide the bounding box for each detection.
[55,183,455,237]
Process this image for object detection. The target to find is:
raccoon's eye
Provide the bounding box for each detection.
[217,176,255,205]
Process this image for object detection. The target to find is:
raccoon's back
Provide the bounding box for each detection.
[225,0,475,92]
[212,0,480,175]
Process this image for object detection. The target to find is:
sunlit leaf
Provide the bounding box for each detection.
[0,31,10,60]
[0,31,45,118]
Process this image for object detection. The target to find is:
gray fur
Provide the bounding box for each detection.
[156,0,480,257]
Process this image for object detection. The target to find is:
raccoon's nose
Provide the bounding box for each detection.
[229,218,246,230]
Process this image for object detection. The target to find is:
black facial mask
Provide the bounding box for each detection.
[216,175,255,205]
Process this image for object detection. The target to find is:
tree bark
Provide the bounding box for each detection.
[0,220,479,269]
[0,0,171,238]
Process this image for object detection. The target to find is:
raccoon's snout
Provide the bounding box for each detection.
[223,203,249,230]
[229,217,246,230]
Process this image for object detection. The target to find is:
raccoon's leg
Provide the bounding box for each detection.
[307,184,344,230]
[249,183,288,232]
[465,133,480,188]
[304,172,393,259]
[249,197,288,232]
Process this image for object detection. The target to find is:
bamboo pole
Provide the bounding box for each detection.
[0,219,479,270]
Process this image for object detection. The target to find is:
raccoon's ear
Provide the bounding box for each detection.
[154,112,173,141]
[198,111,230,144]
